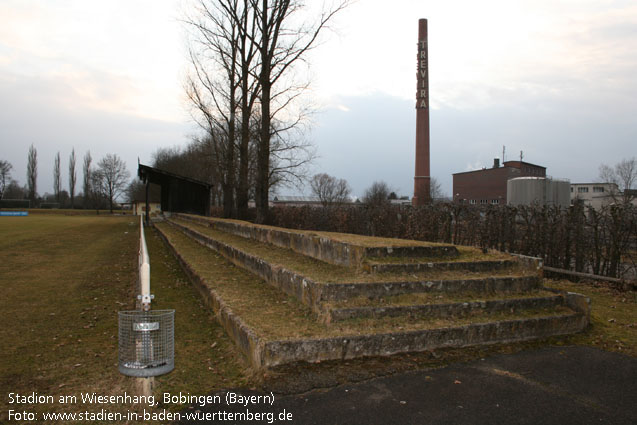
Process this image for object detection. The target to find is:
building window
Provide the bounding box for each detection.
[491,199,499,205]
[593,186,604,193]
[578,187,589,193]
[480,199,487,205]
[470,199,476,205]
[570,187,573,192]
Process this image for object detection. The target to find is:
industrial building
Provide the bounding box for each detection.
[570,182,619,209]
[507,177,571,208]
[453,159,546,205]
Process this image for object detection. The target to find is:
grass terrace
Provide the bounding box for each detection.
[192,215,449,248]
[155,222,572,340]
[168,217,533,283]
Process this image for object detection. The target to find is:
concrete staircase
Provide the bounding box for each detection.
[154,213,590,368]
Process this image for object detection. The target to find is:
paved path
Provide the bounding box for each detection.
[178,346,636,424]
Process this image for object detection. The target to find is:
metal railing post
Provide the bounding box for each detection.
[139,215,152,310]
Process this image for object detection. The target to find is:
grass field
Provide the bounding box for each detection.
[545,279,637,356]
[0,214,251,423]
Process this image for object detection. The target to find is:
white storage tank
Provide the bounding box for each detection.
[507,177,570,208]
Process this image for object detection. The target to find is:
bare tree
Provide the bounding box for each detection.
[53,152,61,203]
[363,181,392,208]
[97,154,130,213]
[152,143,218,183]
[430,176,446,201]
[184,0,242,217]
[267,120,315,191]
[68,148,76,208]
[184,0,337,220]
[235,1,260,218]
[88,168,107,213]
[599,157,637,204]
[153,146,186,174]
[0,160,12,200]
[27,144,37,203]
[251,0,349,223]
[82,151,92,209]
[126,178,161,204]
[310,173,351,207]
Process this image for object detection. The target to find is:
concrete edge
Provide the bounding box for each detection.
[510,253,544,278]
[320,276,543,301]
[367,259,519,274]
[544,287,592,323]
[364,244,460,259]
[261,313,589,367]
[564,292,592,323]
[154,224,266,368]
[328,294,566,322]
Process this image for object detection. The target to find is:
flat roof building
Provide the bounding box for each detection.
[453,159,546,205]
[570,182,619,209]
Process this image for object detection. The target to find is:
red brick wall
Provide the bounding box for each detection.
[453,168,513,204]
[452,162,546,204]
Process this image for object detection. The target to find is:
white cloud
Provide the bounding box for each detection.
[0,0,188,122]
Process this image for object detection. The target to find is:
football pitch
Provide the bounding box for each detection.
[0,214,250,422]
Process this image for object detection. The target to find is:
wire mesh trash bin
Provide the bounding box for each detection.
[118,310,174,377]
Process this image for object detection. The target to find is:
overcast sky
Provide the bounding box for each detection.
[1,0,636,199]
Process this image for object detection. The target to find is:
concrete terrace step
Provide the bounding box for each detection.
[174,213,460,267]
[365,259,520,274]
[153,221,591,368]
[314,276,542,301]
[261,314,587,366]
[325,293,566,323]
[164,217,542,311]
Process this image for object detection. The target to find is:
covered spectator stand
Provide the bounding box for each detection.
[137,163,211,224]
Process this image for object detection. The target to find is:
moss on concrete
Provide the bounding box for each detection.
[367,246,513,264]
[326,289,557,309]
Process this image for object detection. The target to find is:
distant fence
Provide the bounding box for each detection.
[215,203,636,281]
[0,199,30,209]
[40,203,61,209]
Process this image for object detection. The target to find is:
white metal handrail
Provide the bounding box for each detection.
[139,215,152,310]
